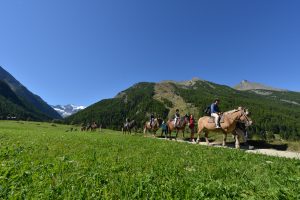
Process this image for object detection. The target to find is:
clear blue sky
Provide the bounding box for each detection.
[1,0,299,106]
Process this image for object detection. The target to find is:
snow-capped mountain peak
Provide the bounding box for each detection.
[52,104,86,118]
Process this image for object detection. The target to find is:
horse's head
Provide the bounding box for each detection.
[238,108,253,127]
[184,114,189,122]
[157,118,163,126]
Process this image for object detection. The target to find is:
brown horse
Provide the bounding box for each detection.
[167,115,189,140]
[196,108,252,149]
[81,126,86,131]
[144,118,163,136]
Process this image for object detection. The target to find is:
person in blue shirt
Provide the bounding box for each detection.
[211,99,221,128]
[161,120,168,137]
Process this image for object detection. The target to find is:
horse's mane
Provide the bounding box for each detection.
[224,109,239,115]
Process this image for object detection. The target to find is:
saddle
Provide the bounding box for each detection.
[208,115,225,123]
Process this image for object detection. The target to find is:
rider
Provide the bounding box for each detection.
[150,113,155,128]
[125,118,129,128]
[211,98,221,128]
[174,109,180,128]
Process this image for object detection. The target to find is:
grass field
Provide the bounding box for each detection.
[1,121,300,199]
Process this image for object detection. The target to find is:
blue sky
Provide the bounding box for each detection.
[0,0,299,106]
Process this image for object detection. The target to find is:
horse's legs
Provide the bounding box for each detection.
[205,131,209,145]
[235,129,245,148]
[235,134,240,149]
[222,133,227,146]
[175,129,178,141]
[196,128,201,144]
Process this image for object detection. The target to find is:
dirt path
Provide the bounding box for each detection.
[245,148,300,159]
[155,137,300,160]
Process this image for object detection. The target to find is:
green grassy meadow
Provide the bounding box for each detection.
[1,121,300,199]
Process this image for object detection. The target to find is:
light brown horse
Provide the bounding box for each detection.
[144,118,163,136]
[196,108,252,148]
[167,115,189,140]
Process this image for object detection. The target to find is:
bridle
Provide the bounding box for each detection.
[226,109,251,126]
[238,110,252,126]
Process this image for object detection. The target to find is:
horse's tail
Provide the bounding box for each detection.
[197,118,203,134]
[143,123,147,135]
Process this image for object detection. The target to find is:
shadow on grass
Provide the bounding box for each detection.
[224,140,288,151]
[145,133,290,151]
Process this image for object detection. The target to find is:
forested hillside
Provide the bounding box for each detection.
[66,83,169,129]
[0,66,61,119]
[67,79,300,140]
[0,80,51,121]
[175,80,300,140]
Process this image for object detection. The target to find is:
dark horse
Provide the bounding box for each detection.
[86,122,98,132]
[167,115,189,140]
[122,120,137,134]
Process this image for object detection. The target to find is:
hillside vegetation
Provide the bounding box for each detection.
[0,121,300,199]
[0,66,62,119]
[0,80,51,121]
[67,79,300,140]
[66,83,169,128]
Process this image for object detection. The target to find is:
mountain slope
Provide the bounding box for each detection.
[234,80,286,91]
[66,82,169,128]
[0,66,61,119]
[0,80,51,120]
[67,79,300,139]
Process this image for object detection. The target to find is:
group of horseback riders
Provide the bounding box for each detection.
[123,98,251,149]
[124,98,224,131]
[148,98,222,129]
[149,109,185,129]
